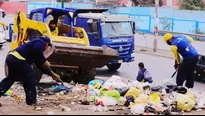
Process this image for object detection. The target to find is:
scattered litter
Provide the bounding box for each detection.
[130,104,145,115]
[81,101,90,105]
[95,96,117,106]
[47,111,54,115]
[34,106,42,111]
[8,75,205,115]
[99,88,120,100]
[196,109,202,112]
[60,105,71,112]
[71,102,75,105]
[102,75,129,89]
[90,105,108,112]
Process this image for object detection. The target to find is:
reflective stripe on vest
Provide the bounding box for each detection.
[9,51,26,60]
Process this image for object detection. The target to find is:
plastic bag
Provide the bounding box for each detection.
[95,96,117,106]
[118,97,127,106]
[135,93,149,105]
[130,104,146,115]
[175,93,195,112]
[88,80,104,89]
[102,75,129,89]
[149,93,161,105]
[99,88,120,100]
[124,87,141,99]
[71,84,88,94]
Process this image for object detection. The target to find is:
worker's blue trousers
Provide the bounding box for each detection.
[0,55,37,105]
[176,55,198,89]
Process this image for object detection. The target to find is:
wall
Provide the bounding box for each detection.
[27,2,94,13]
[2,1,205,35]
[0,2,27,14]
[108,7,205,34]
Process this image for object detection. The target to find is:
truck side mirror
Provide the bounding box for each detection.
[133,22,136,34]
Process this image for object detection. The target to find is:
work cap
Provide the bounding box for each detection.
[163,33,173,43]
[40,36,52,46]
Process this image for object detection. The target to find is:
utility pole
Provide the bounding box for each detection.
[61,0,65,8]
[153,0,159,52]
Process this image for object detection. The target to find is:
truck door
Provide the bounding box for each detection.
[87,19,101,46]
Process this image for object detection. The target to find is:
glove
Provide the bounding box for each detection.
[51,72,62,83]
[174,60,180,72]
[174,60,180,70]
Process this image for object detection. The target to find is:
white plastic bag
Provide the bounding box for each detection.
[102,75,129,89]
[131,104,145,115]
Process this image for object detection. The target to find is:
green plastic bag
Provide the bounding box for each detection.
[99,88,120,100]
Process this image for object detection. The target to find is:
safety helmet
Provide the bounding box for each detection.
[163,33,173,43]
[40,36,52,46]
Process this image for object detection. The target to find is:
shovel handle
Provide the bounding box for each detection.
[171,71,177,78]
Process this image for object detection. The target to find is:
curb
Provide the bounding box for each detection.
[134,46,174,59]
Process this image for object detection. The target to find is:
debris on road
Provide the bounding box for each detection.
[34,106,43,111]
[47,111,55,115]
[3,75,205,115]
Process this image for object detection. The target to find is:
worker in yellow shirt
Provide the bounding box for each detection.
[164,33,198,89]
[49,20,59,36]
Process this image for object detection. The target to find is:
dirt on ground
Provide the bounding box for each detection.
[0,80,130,115]
[0,77,205,115]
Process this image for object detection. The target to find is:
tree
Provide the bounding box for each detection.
[179,0,205,10]
[94,0,125,8]
[131,0,163,7]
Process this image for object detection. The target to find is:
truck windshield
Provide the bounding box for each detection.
[102,22,133,38]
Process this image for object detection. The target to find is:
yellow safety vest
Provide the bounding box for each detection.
[51,27,59,36]
[9,51,26,60]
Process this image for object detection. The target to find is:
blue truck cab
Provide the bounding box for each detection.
[67,8,136,71]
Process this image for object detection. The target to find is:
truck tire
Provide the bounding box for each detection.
[32,64,43,84]
[72,68,96,84]
[0,45,3,48]
[107,63,121,71]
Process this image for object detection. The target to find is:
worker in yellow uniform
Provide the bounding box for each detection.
[49,20,67,36]
[164,33,198,88]
[49,20,59,36]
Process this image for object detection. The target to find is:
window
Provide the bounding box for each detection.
[31,12,43,22]
[58,15,70,25]
[87,19,98,33]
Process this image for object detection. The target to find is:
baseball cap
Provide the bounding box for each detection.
[40,36,52,46]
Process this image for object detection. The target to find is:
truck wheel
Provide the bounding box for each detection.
[0,45,3,48]
[72,68,96,84]
[107,63,121,71]
[32,64,43,84]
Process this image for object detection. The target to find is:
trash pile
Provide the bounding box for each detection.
[68,75,205,115]
[4,75,205,115]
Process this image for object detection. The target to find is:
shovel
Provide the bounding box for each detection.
[171,70,177,78]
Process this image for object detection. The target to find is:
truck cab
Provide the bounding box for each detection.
[67,8,136,71]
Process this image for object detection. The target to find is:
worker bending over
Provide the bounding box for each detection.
[0,36,62,105]
[164,33,198,88]
[136,62,153,83]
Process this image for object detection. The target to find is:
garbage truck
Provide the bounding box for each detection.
[65,8,136,71]
[7,7,118,84]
